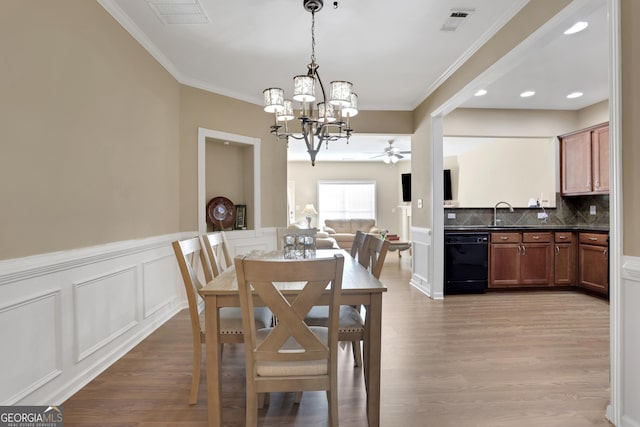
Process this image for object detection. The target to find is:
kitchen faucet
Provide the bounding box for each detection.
[493,201,514,226]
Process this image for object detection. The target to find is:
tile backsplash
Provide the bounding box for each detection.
[444,193,609,228]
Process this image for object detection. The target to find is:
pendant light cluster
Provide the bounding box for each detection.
[262,0,358,166]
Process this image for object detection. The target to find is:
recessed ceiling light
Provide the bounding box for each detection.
[564,21,588,35]
[474,89,487,97]
[567,92,584,99]
[520,91,535,98]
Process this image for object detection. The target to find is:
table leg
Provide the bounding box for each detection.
[205,297,222,427]
[364,294,382,427]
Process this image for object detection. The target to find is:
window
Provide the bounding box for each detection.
[317,181,376,228]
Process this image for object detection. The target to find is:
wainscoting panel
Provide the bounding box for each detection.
[74,266,138,362]
[622,256,640,427]
[142,254,181,319]
[410,227,435,298]
[0,232,189,406]
[225,228,277,257]
[0,290,61,404]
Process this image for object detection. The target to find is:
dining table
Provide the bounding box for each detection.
[198,248,387,427]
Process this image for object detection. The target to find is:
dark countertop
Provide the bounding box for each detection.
[444,225,609,233]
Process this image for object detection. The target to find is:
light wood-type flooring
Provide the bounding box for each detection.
[63,255,611,426]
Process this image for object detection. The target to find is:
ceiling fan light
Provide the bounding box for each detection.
[317,102,336,123]
[329,81,353,107]
[263,88,285,113]
[383,156,391,164]
[391,155,399,164]
[293,75,316,102]
[277,100,295,121]
[341,93,359,117]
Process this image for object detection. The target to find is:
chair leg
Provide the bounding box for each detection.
[246,391,258,427]
[189,342,202,405]
[327,389,339,427]
[294,391,302,404]
[352,341,362,367]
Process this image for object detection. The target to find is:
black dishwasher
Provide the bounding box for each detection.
[444,233,489,294]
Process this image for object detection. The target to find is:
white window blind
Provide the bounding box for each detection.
[317,181,376,229]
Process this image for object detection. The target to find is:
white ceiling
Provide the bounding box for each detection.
[99,0,608,163]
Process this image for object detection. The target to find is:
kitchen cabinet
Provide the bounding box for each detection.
[560,123,609,195]
[579,232,609,296]
[554,231,576,285]
[489,232,553,287]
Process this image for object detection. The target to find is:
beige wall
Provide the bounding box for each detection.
[444,108,579,137]
[450,137,556,207]
[622,0,640,255]
[0,0,181,260]
[288,161,411,233]
[178,86,287,230]
[577,99,609,129]
[412,0,573,227]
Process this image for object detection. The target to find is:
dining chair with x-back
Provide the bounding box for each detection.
[235,253,345,427]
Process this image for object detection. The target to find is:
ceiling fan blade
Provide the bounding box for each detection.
[370,153,386,159]
[395,153,404,159]
[399,150,411,154]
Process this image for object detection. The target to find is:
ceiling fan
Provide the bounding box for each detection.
[371,140,411,164]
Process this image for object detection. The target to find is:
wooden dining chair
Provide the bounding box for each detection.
[350,230,371,265]
[200,231,232,278]
[172,236,272,405]
[305,233,389,367]
[235,253,344,427]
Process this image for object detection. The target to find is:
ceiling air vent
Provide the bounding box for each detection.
[147,0,210,25]
[440,8,475,32]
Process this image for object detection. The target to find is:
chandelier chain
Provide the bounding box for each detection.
[310,10,316,65]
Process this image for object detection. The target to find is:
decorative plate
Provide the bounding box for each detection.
[206,197,236,230]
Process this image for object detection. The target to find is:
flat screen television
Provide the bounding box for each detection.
[401,173,411,202]
[444,169,453,201]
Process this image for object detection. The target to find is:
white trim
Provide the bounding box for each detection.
[197,128,261,235]
[95,0,183,83]
[607,0,622,424]
[0,233,186,286]
[431,117,444,298]
[411,0,530,110]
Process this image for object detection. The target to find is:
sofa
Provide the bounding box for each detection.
[323,219,381,251]
[285,223,339,249]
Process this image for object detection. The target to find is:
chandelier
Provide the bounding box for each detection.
[262,0,358,166]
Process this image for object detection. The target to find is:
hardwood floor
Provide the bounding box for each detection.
[63,255,611,426]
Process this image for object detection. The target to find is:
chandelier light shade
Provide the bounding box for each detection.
[329,81,353,106]
[263,0,358,166]
[293,75,316,102]
[341,93,358,118]
[263,88,285,113]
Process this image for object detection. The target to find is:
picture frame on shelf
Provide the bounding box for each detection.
[235,205,247,229]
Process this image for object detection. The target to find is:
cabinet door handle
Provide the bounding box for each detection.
[521,245,526,256]
[588,237,598,241]
[532,235,541,240]
[603,249,608,258]
[500,236,508,240]
[555,246,560,255]
[559,236,567,240]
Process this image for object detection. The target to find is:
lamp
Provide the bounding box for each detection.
[262,0,358,167]
[301,203,318,229]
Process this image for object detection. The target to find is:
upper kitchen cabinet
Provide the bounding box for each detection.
[560,122,609,195]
